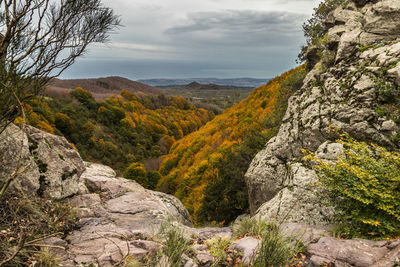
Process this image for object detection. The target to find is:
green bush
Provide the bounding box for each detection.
[146,171,162,190]
[305,132,400,238]
[123,162,148,187]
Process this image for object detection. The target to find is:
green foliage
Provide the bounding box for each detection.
[375,77,399,103]
[305,132,400,238]
[124,162,148,187]
[233,217,273,238]
[146,171,162,190]
[70,87,97,110]
[253,225,301,267]
[55,113,73,136]
[157,221,190,267]
[197,130,269,225]
[359,44,376,52]
[375,108,387,117]
[298,0,344,62]
[206,237,232,267]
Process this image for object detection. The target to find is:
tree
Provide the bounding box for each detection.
[124,162,148,188]
[297,0,344,63]
[0,0,120,133]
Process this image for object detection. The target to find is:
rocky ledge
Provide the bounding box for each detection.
[1,122,399,266]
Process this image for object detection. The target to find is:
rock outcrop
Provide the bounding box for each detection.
[0,124,194,266]
[45,162,194,266]
[245,0,400,225]
[2,121,400,266]
[0,124,86,199]
[281,224,400,267]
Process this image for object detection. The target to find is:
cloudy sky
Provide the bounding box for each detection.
[61,0,321,80]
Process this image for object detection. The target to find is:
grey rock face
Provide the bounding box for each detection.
[26,125,86,199]
[0,124,86,199]
[0,124,40,193]
[196,251,215,267]
[308,237,389,267]
[245,0,400,225]
[229,237,260,265]
[194,227,233,241]
[63,162,193,266]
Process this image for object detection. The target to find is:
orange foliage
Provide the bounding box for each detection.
[158,66,306,223]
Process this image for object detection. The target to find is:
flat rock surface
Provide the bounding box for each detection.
[63,163,193,266]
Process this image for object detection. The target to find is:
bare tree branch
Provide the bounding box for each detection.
[0,0,121,133]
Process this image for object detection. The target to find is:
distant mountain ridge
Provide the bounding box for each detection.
[49,76,165,100]
[138,78,270,87]
[182,82,251,91]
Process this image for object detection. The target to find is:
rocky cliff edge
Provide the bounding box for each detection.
[246,0,400,224]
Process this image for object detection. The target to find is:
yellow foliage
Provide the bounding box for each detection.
[158,66,306,222]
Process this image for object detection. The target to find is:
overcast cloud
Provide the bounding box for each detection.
[61,0,321,80]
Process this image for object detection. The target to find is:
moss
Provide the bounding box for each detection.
[44,137,53,149]
[375,108,387,116]
[359,44,375,52]
[57,152,65,161]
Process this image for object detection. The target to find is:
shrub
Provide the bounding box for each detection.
[157,221,190,267]
[233,217,272,238]
[252,225,300,267]
[205,236,232,267]
[146,171,162,190]
[123,163,148,188]
[305,132,400,238]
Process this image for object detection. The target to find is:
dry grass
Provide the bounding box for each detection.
[0,191,77,266]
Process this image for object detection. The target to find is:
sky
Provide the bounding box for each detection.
[61,0,321,80]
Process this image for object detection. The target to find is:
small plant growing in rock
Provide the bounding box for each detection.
[233,217,272,238]
[205,236,232,266]
[32,248,62,267]
[374,77,399,103]
[156,221,191,267]
[121,256,144,267]
[252,225,301,267]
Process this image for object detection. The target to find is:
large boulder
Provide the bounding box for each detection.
[0,124,40,193]
[25,125,86,199]
[62,163,194,266]
[0,124,86,199]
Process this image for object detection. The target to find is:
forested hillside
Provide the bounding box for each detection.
[18,88,215,177]
[48,76,165,100]
[157,66,306,225]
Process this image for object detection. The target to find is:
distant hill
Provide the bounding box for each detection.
[138,78,270,88]
[160,82,254,110]
[182,82,250,91]
[48,76,165,100]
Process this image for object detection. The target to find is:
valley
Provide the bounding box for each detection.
[1,0,400,266]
